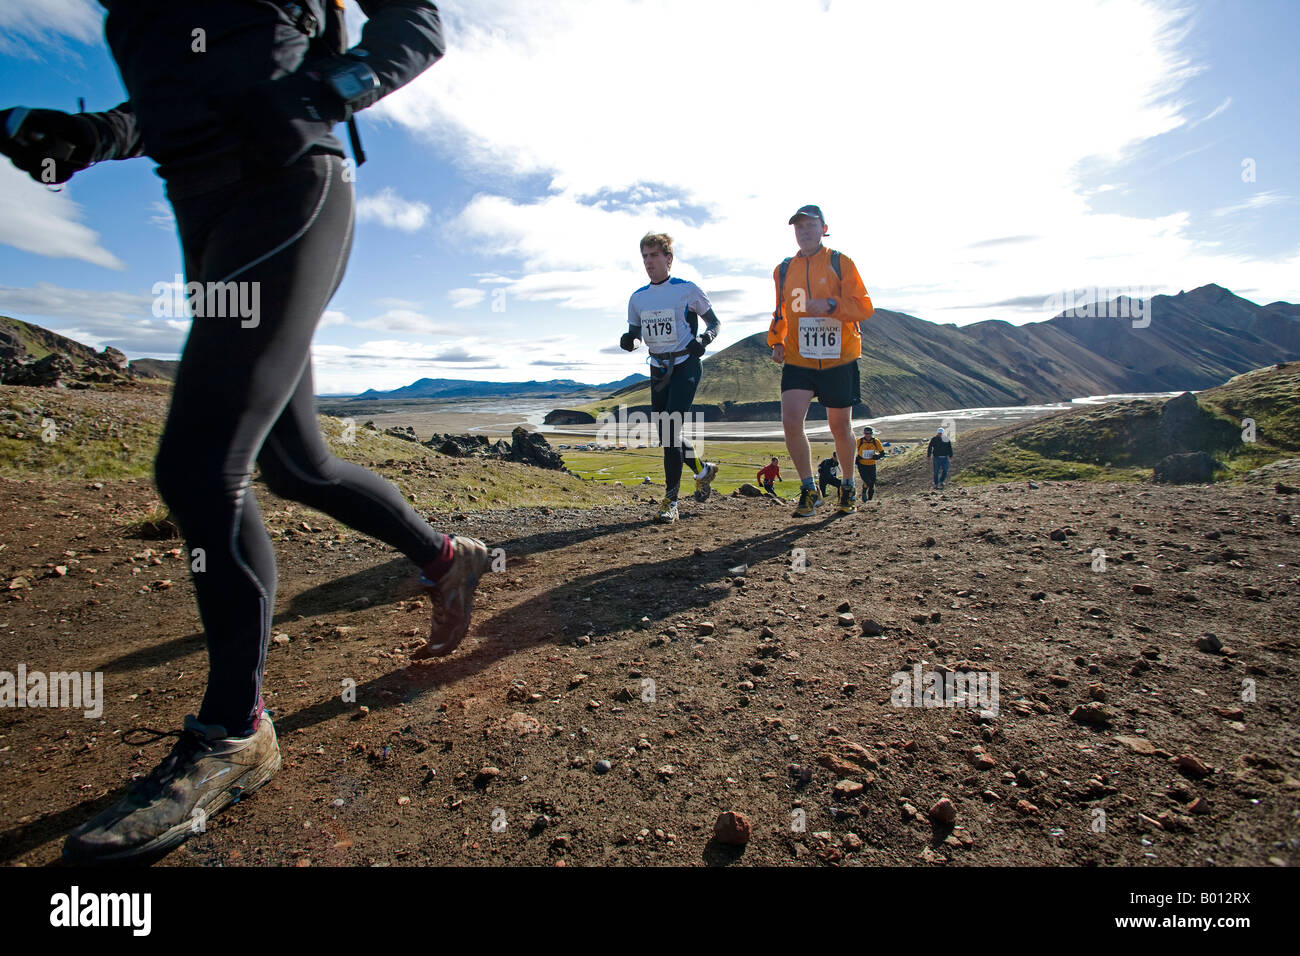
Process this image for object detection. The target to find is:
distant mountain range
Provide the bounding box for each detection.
[350,373,647,401]
[3,284,1296,419]
[596,284,1300,418]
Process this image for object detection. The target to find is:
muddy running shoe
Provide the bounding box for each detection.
[693,462,718,502]
[63,711,280,863]
[655,496,679,524]
[413,535,492,659]
[792,485,823,517]
[836,484,857,514]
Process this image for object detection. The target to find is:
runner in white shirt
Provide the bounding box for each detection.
[620,232,721,523]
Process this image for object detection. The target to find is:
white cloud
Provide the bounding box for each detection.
[148,201,175,231]
[0,0,101,57]
[320,309,350,328]
[1211,191,1294,218]
[0,164,125,269]
[0,281,185,353]
[356,187,431,232]
[1187,96,1232,130]
[366,0,1299,329]
[357,307,446,334]
[447,287,486,309]
[0,281,148,323]
[307,331,636,393]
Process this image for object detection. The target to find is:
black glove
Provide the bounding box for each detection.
[0,108,99,184]
[227,70,349,168]
[685,336,706,359]
[620,331,638,352]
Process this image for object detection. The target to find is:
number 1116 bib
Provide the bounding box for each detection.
[799,316,841,359]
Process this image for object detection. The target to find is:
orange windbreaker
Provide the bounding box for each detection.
[767,246,873,369]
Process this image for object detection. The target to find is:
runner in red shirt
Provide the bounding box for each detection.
[757,457,782,495]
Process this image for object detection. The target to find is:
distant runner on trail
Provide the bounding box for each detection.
[757,457,782,496]
[818,451,842,498]
[620,232,720,523]
[768,204,874,517]
[856,426,884,501]
[928,426,954,489]
[0,1,482,865]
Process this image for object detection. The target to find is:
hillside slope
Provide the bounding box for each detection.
[597,284,1298,418]
[879,362,1300,490]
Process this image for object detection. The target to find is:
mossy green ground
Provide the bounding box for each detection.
[562,440,862,497]
[954,442,1149,485]
[959,363,1300,485]
[5,362,1295,512]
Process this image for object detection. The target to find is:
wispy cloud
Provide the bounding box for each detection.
[966,235,1039,250]
[148,201,175,231]
[356,187,431,232]
[0,281,184,353]
[0,165,125,269]
[447,287,485,309]
[1187,96,1232,130]
[1211,190,1295,218]
[379,0,1275,328]
[0,0,101,58]
[357,308,447,334]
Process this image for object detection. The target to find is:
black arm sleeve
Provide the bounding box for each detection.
[353,0,446,99]
[698,307,721,345]
[83,102,144,162]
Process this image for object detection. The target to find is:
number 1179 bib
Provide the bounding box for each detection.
[640,309,676,350]
[798,316,841,359]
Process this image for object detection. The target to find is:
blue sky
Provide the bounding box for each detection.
[0,0,1297,394]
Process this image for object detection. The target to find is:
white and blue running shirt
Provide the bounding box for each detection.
[628,277,713,370]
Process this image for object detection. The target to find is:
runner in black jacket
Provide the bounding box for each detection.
[1,1,491,863]
[817,452,842,498]
[927,427,954,489]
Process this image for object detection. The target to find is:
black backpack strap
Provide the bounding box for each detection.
[280,2,323,39]
[826,249,860,335]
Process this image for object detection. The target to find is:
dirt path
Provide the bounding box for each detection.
[1,475,1297,866]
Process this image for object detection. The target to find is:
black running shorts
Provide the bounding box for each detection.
[780,359,861,409]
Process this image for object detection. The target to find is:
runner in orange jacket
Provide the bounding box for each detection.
[768,204,873,517]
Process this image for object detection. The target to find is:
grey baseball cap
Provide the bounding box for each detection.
[788,204,825,224]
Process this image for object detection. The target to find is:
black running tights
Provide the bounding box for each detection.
[155,152,447,737]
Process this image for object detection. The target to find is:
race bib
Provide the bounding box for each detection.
[798,316,841,359]
[640,309,676,350]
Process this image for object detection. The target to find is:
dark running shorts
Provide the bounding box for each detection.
[780,360,861,409]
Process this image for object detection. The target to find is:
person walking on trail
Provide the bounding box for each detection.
[928,426,954,489]
[767,205,874,517]
[856,426,884,501]
[757,457,782,496]
[620,232,721,523]
[817,451,842,498]
[0,1,484,864]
